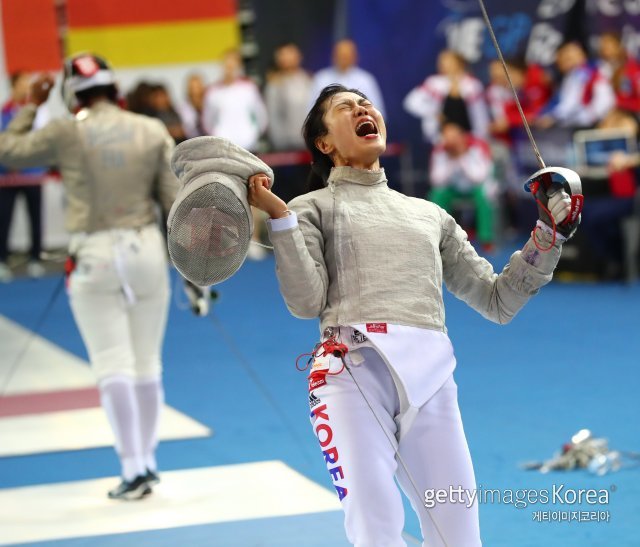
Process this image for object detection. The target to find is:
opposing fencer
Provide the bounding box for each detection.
[0,54,179,500]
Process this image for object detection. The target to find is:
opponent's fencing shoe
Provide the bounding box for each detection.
[107,475,152,500]
[144,468,160,486]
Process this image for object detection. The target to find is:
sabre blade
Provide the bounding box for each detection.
[477,0,546,170]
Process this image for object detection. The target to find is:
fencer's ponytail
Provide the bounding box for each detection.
[302,84,369,192]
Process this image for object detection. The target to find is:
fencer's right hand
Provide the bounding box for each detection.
[536,189,580,238]
[29,74,55,106]
[247,173,289,219]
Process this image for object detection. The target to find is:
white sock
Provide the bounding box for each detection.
[135,377,164,472]
[99,375,145,481]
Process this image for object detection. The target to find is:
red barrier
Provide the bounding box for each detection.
[258,142,406,168]
[0,171,61,188]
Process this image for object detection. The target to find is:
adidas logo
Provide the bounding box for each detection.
[308,392,321,408]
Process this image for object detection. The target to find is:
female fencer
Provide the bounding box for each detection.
[247,84,580,546]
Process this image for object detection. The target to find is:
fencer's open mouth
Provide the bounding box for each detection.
[355,118,379,138]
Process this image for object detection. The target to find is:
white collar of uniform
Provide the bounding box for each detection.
[327,165,387,187]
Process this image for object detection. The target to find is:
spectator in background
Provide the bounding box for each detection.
[264,42,312,205]
[486,59,552,144]
[580,110,639,278]
[202,49,268,152]
[177,73,206,139]
[598,32,640,116]
[0,72,49,282]
[126,82,155,116]
[149,84,186,144]
[203,49,269,259]
[404,49,489,144]
[265,42,311,151]
[535,42,615,129]
[310,39,386,117]
[429,120,496,250]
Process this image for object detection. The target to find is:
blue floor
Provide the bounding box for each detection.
[1,247,639,546]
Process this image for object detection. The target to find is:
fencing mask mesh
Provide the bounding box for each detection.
[167,137,274,286]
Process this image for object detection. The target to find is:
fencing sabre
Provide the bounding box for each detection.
[477,0,583,245]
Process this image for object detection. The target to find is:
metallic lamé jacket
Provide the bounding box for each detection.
[268,166,562,333]
[0,102,178,234]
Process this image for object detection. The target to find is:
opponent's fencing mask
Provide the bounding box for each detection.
[167,136,274,286]
[62,53,117,113]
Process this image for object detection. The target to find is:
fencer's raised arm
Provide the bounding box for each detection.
[267,205,329,319]
[0,103,60,169]
[0,74,59,169]
[439,209,562,324]
[261,164,578,333]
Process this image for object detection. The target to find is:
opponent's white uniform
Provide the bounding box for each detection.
[267,166,565,546]
[0,101,178,481]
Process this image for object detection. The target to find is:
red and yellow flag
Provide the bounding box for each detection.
[65,0,239,67]
[1,0,62,73]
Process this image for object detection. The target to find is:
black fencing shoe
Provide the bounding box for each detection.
[144,468,160,486]
[108,475,152,500]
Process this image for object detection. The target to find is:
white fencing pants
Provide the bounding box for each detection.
[68,224,170,382]
[308,347,481,547]
[67,225,170,479]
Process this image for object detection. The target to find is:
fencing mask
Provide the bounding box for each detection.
[167,136,274,286]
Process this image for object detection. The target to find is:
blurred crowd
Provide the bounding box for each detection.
[2,33,640,279]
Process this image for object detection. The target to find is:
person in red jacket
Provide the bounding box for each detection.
[598,32,640,115]
[487,59,552,144]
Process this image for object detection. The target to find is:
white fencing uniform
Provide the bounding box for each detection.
[0,100,178,484]
[68,225,170,381]
[267,166,566,545]
[308,326,479,547]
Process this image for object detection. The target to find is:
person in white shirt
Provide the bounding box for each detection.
[177,73,207,139]
[202,50,268,152]
[203,50,269,258]
[310,39,386,117]
[265,42,312,151]
[404,49,490,144]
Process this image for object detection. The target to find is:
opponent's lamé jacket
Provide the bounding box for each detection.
[0,102,178,233]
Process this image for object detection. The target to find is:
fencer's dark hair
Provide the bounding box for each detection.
[75,84,119,107]
[302,84,368,190]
